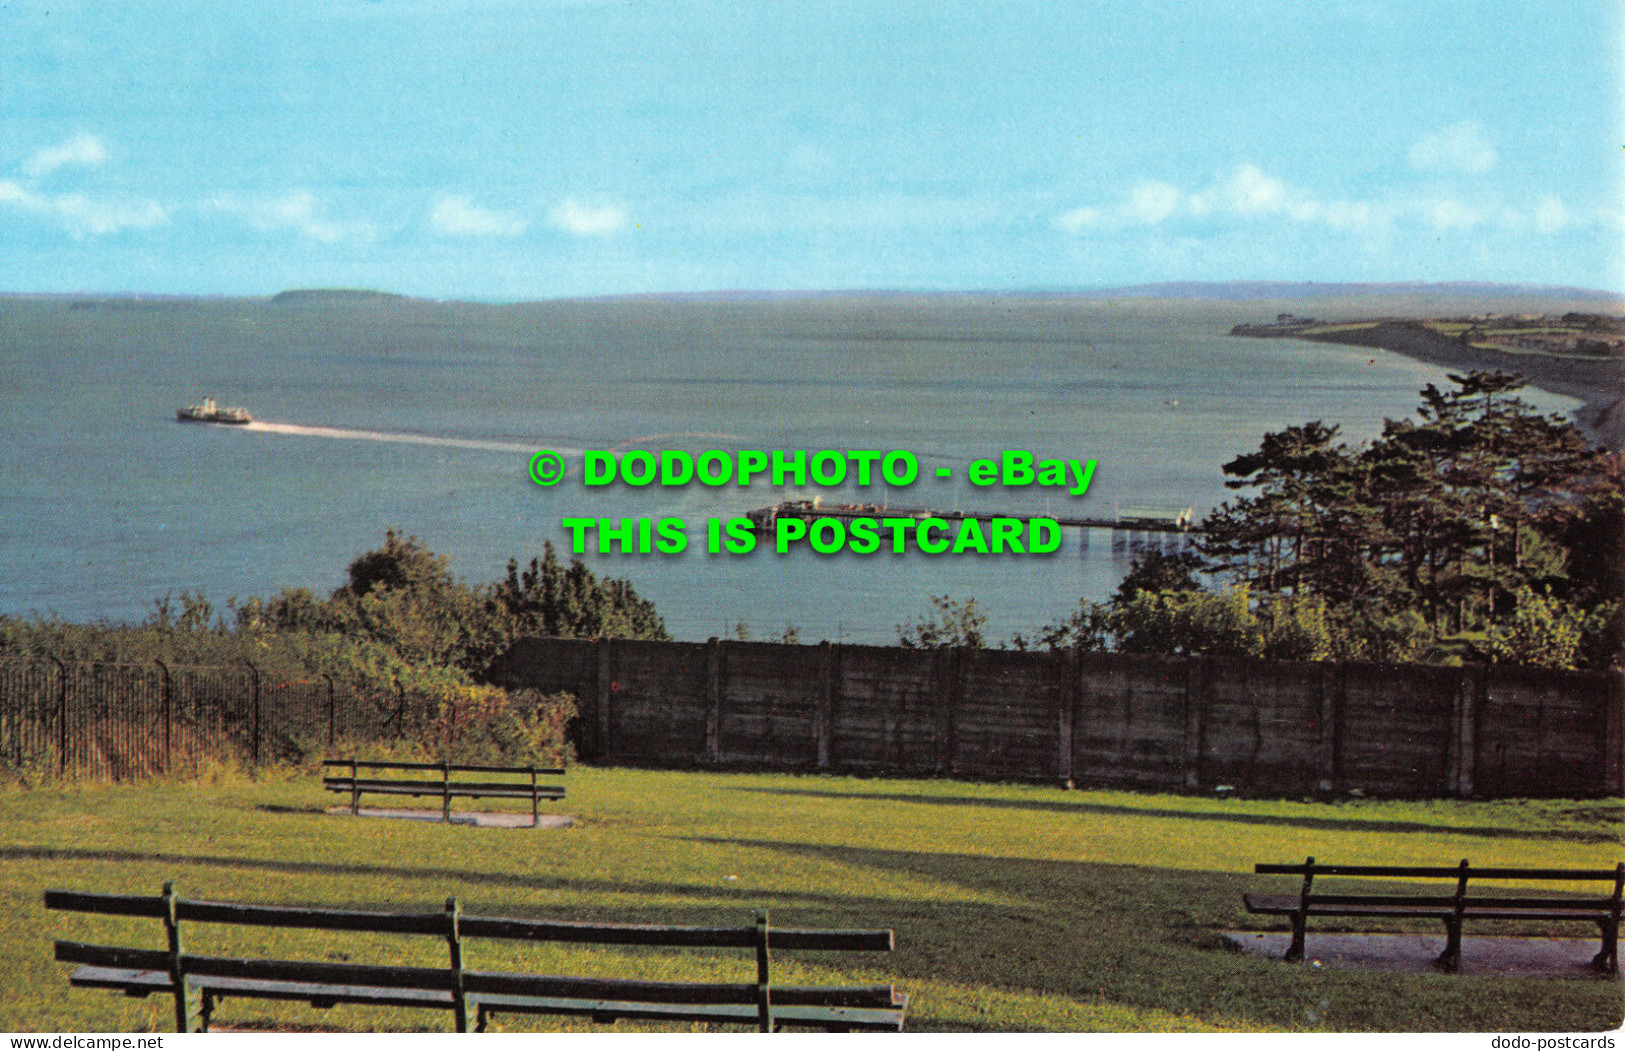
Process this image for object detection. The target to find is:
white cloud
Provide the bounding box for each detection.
[1314,199,1379,231]
[212,191,374,243]
[1534,196,1572,235]
[1125,181,1181,224]
[548,199,627,236]
[430,195,527,238]
[22,133,108,178]
[1062,165,1356,231]
[1222,165,1291,216]
[52,194,167,237]
[0,178,167,237]
[1050,161,1596,242]
[1421,197,1484,230]
[1054,206,1103,233]
[1408,121,1498,173]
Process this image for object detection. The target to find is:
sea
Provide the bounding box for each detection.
[0,291,1587,646]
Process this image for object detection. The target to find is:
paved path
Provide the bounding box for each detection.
[325,805,573,829]
[1227,931,1612,978]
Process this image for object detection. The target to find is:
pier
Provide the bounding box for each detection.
[745,499,1203,555]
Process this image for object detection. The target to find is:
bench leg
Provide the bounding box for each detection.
[1434,917,1462,973]
[1592,919,1618,975]
[178,980,206,1033]
[1284,914,1306,963]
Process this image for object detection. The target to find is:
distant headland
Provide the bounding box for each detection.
[1232,313,1625,450]
[269,288,414,305]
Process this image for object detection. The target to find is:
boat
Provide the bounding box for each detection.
[176,397,252,425]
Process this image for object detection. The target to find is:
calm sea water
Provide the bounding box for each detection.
[0,293,1583,645]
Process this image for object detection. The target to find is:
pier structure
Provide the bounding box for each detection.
[745,498,1200,555]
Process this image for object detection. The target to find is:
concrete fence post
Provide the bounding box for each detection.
[1182,656,1207,788]
[705,638,722,765]
[1449,665,1481,798]
[1316,663,1338,792]
[1606,667,1623,796]
[595,639,613,762]
[1056,648,1075,788]
[815,641,835,770]
[937,647,961,775]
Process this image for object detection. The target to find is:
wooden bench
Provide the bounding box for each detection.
[46,882,907,1033]
[322,759,565,826]
[1243,856,1624,973]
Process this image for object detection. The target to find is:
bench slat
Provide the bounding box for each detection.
[463,971,898,1008]
[322,760,564,775]
[1243,896,1452,920]
[63,966,905,1028]
[322,778,565,793]
[57,942,170,972]
[56,943,458,992]
[44,891,169,919]
[1255,863,1622,881]
[180,901,451,934]
[471,993,905,1031]
[49,894,452,935]
[68,966,456,1011]
[322,784,565,800]
[460,916,893,952]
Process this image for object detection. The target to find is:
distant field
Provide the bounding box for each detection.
[1,768,1619,1033]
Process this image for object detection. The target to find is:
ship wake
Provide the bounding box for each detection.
[242,420,555,454]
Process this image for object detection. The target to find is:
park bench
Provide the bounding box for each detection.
[1243,857,1624,973]
[45,882,908,1033]
[322,758,565,826]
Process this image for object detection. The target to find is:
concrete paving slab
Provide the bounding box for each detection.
[325,805,573,829]
[1226,931,1613,978]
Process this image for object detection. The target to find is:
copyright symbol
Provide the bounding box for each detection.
[529,449,565,486]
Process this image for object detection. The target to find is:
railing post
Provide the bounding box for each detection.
[441,760,451,822]
[754,910,773,1033]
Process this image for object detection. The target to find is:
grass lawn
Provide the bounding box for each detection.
[0,767,1619,1033]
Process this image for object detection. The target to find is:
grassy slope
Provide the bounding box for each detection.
[1,768,1619,1033]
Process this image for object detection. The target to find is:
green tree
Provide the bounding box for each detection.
[325,529,491,669]
[1486,587,1590,670]
[1111,586,1264,658]
[486,540,669,648]
[897,596,988,649]
[1114,549,1205,603]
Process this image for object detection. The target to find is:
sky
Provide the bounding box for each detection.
[3,0,1622,299]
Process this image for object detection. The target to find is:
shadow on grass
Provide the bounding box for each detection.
[14,836,1621,1032]
[727,787,1616,843]
[0,844,897,914]
[673,836,1625,1032]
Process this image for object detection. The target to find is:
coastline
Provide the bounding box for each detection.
[1246,320,1624,451]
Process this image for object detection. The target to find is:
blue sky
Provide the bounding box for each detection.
[3,0,1621,298]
